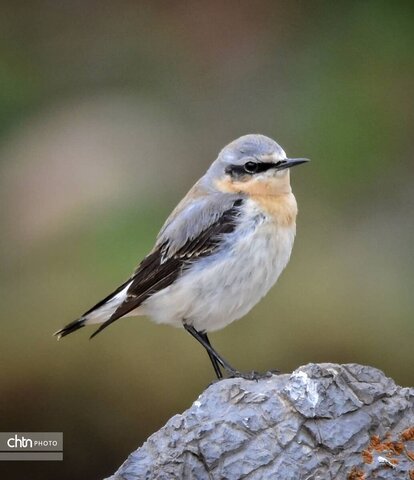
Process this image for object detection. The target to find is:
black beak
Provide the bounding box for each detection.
[275,158,310,171]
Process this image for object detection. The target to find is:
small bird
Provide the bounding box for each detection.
[55,134,309,379]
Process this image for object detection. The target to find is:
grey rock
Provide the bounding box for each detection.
[106,363,414,480]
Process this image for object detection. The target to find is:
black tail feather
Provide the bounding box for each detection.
[89,324,107,340]
[54,318,85,339]
[89,312,119,339]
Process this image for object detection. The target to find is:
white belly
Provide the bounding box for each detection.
[140,202,296,332]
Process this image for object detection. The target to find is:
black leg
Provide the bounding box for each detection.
[200,332,223,379]
[184,324,237,376]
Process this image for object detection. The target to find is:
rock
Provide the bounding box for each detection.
[106,363,414,480]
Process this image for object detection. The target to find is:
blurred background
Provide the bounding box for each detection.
[0,1,413,478]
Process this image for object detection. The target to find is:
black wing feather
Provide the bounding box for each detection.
[89,199,243,338]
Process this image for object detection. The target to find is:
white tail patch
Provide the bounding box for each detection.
[83,281,132,324]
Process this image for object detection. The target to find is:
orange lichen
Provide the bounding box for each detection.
[401,427,414,442]
[370,435,381,448]
[347,467,365,480]
[362,449,373,464]
[369,435,405,455]
[354,427,414,477]
[390,442,404,455]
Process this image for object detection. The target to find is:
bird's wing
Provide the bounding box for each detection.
[86,194,244,338]
[155,185,243,256]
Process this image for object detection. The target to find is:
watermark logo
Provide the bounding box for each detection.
[0,433,63,461]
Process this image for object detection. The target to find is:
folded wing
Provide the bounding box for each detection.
[55,195,244,339]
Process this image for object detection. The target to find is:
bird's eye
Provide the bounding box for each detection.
[244,161,258,174]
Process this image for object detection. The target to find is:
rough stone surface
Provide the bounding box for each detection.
[107,364,414,480]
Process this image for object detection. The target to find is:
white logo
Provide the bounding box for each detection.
[7,434,33,449]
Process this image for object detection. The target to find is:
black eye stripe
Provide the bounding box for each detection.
[225,162,282,176]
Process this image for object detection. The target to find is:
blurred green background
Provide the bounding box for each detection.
[0,1,413,478]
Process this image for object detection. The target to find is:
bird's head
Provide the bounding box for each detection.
[204,134,309,197]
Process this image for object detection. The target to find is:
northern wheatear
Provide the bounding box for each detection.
[55,134,309,379]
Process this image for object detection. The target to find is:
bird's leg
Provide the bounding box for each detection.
[199,332,223,379]
[184,324,237,377]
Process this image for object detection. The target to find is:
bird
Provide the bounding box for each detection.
[54,134,309,379]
